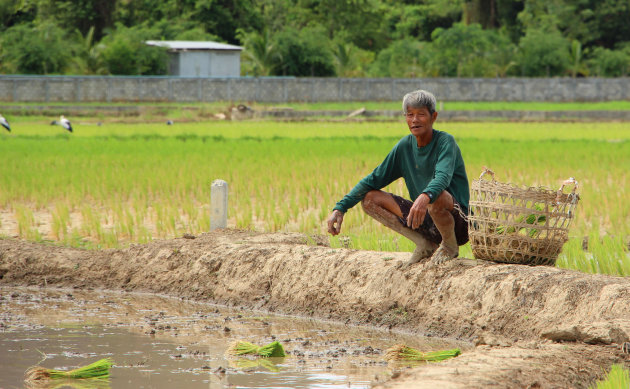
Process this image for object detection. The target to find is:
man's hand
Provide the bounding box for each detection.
[327,210,345,235]
[407,193,430,229]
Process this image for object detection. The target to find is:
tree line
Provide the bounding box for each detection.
[1,0,629,78]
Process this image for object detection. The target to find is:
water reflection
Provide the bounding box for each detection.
[0,287,469,388]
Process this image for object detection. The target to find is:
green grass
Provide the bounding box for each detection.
[591,364,630,389]
[0,120,628,276]
[3,119,630,141]
[3,100,630,112]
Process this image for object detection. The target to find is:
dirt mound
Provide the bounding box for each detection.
[1,229,629,388]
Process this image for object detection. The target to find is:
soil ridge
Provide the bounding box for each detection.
[1,229,629,388]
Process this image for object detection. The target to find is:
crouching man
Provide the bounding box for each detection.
[327,89,470,265]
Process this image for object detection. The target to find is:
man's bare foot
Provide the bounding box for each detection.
[410,245,435,263]
[430,244,459,264]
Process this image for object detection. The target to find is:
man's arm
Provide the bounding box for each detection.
[421,134,458,202]
[327,140,403,235]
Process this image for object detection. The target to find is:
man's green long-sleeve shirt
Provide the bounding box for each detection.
[333,130,469,214]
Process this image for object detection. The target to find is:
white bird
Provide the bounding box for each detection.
[59,115,73,133]
[0,114,10,132]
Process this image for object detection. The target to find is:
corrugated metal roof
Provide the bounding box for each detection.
[145,40,243,51]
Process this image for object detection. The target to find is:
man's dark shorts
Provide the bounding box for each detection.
[390,192,469,246]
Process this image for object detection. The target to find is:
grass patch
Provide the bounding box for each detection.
[590,364,630,389]
[0,120,628,276]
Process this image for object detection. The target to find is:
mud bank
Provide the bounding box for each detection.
[1,229,629,388]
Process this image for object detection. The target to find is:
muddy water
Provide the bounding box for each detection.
[0,287,469,388]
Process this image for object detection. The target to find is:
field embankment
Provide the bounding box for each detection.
[1,229,628,388]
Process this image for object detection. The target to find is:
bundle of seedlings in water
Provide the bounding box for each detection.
[384,345,461,362]
[227,340,286,358]
[25,358,113,383]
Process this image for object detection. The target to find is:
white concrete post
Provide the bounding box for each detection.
[211,179,228,230]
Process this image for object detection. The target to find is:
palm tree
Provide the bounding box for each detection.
[237,29,280,76]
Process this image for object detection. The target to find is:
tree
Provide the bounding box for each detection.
[190,0,263,44]
[568,40,589,78]
[368,39,427,77]
[100,24,168,75]
[271,26,335,77]
[69,26,107,75]
[331,41,374,77]
[37,0,116,41]
[382,2,462,42]
[429,23,515,77]
[588,47,630,77]
[516,28,570,76]
[0,21,70,74]
[293,0,385,50]
[237,28,280,76]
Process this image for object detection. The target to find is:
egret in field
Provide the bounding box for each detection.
[58,115,73,132]
[0,114,10,132]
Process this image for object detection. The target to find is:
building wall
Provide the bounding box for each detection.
[1,76,629,102]
[172,51,240,77]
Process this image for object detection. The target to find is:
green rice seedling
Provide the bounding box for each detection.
[1,121,629,276]
[384,344,461,362]
[591,364,629,389]
[25,358,113,382]
[50,203,70,240]
[227,340,286,358]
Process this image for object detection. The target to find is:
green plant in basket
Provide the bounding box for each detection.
[495,203,546,237]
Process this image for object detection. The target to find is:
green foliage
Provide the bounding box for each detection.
[331,40,374,77]
[100,24,168,75]
[0,1,630,77]
[383,1,462,41]
[429,23,516,77]
[517,28,571,76]
[237,28,279,76]
[0,21,71,74]
[271,26,335,76]
[590,364,630,389]
[588,46,630,77]
[69,26,107,75]
[36,0,116,41]
[369,39,426,77]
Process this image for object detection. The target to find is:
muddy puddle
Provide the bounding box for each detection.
[0,287,470,388]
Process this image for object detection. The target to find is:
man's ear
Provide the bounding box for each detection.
[431,111,438,123]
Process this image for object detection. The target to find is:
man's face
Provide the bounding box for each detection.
[405,106,436,138]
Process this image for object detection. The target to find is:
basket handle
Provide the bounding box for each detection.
[479,166,495,180]
[555,177,579,204]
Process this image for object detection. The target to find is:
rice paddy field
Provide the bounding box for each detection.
[1,116,629,277]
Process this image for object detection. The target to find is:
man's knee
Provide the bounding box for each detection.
[427,190,454,214]
[361,190,380,208]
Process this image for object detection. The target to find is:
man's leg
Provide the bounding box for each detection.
[361,190,437,265]
[427,190,459,264]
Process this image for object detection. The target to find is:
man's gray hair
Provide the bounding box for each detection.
[402,90,437,115]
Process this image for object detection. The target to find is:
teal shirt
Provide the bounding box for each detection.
[333,129,469,214]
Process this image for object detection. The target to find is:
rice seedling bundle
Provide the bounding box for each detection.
[227,340,286,358]
[384,344,461,362]
[24,358,113,382]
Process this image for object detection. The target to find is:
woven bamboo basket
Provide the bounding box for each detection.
[468,168,579,266]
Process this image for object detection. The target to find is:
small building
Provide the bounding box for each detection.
[145,40,242,77]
